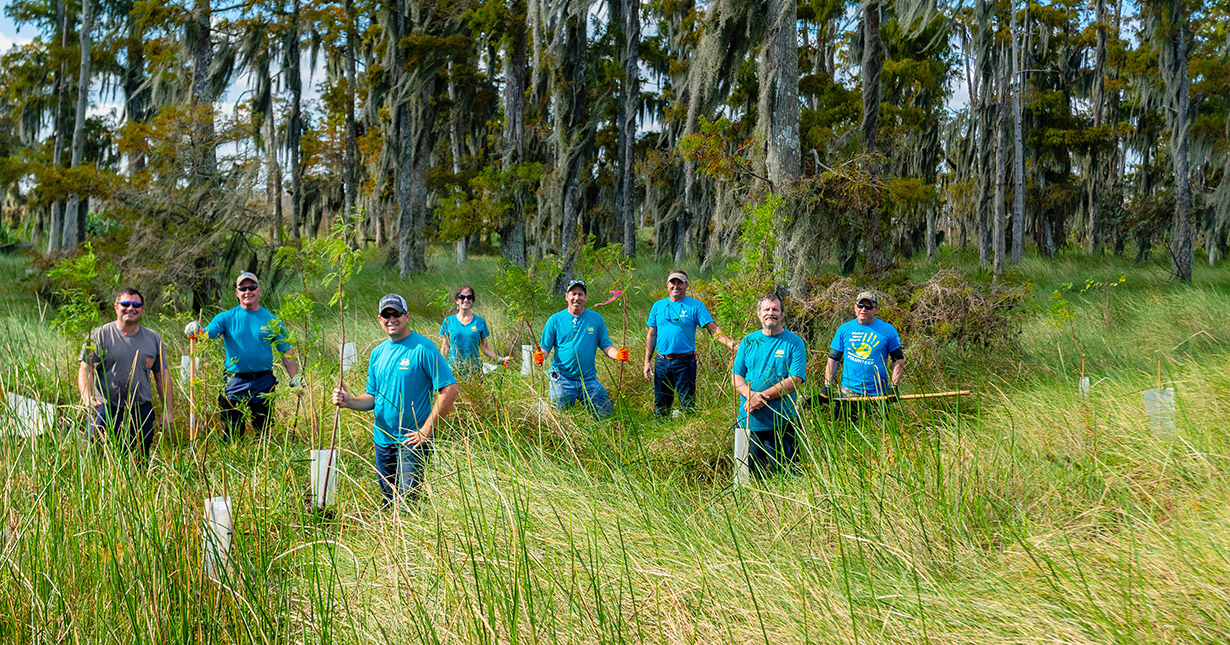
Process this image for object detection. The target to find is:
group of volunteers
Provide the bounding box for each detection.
[77,269,904,509]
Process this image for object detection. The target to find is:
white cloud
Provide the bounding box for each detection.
[0,31,33,54]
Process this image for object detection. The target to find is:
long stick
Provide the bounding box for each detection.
[321,275,345,511]
[189,334,198,442]
[838,390,972,403]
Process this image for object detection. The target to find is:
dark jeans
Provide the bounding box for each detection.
[749,422,797,476]
[219,372,276,439]
[374,440,432,509]
[92,401,155,456]
[653,355,697,416]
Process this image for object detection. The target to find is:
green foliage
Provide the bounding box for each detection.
[493,257,560,337]
[711,195,787,337]
[46,243,111,341]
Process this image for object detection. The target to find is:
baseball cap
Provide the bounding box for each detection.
[378,293,408,314]
[235,271,260,287]
[855,291,878,305]
[667,271,689,283]
[565,279,587,293]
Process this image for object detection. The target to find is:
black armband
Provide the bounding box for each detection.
[889,348,904,361]
[828,349,843,360]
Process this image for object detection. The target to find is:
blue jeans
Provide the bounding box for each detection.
[374,441,431,508]
[548,371,614,418]
[748,422,797,476]
[653,355,697,416]
[92,401,155,456]
[219,372,276,439]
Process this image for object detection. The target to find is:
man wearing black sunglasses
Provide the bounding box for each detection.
[78,287,171,457]
[184,272,300,438]
[333,293,459,509]
[825,291,904,406]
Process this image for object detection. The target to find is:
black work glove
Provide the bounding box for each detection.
[822,384,831,401]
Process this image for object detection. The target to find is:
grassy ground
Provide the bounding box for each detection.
[1,247,1228,643]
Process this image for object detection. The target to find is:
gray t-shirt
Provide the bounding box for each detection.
[79,323,166,405]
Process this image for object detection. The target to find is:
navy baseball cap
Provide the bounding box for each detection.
[378,293,408,314]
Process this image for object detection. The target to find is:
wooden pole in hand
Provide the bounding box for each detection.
[188,334,198,442]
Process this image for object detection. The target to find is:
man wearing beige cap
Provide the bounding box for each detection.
[643,270,737,416]
[825,291,904,404]
[184,272,301,438]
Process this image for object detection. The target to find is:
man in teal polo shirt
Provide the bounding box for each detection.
[642,270,737,416]
[184,272,300,438]
[539,279,629,417]
[732,294,807,475]
[333,294,459,508]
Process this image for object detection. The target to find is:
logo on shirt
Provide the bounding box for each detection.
[470,326,478,332]
[848,330,882,362]
[774,348,785,358]
[586,327,594,335]
[399,358,410,369]
[145,358,155,369]
[679,308,688,318]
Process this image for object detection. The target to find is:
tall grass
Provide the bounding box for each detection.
[2,250,1229,642]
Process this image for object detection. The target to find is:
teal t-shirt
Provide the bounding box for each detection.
[732,329,808,430]
[365,332,457,446]
[439,314,489,367]
[203,306,291,373]
[646,296,715,355]
[829,318,902,395]
[540,308,613,381]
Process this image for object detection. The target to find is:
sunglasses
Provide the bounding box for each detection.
[117,301,143,308]
[237,285,259,292]
[456,294,475,301]
[857,303,876,309]
[379,310,405,319]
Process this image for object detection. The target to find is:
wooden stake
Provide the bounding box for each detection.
[188,334,197,441]
[839,390,972,403]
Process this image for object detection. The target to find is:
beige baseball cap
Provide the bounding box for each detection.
[667,271,689,283]
[236,272,260,287]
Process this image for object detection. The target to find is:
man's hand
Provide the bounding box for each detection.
[402,424,432,447]
[642,360,653,381]
[332,383,350,408]
[289,374,305,389]
[745,390,768,413]
[184,321,203,339]
[724,337,738,351]
[533,349,545,365]
[87,395,103,411]
[616,347,630,362]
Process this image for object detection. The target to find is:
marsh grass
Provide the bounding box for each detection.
[2,250,1229,642]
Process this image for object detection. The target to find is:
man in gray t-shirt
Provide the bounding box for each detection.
[77,287,172,456]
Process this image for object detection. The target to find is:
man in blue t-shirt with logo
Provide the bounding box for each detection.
[333,294,459,509]
[825,291,904,412]
[539,280,629,417]
[184,272,301,439]
[732,294,807,475]
[643,270,737,417]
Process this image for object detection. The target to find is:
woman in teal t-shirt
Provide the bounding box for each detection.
[439,286,507,377]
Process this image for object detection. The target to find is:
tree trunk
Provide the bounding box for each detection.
[974,0,993,267]
[448,63,466,264]
[760,0,800,187]
[500,3,528,267]
[1010,0,1026,265]
[1165,3,1192,282]
[618,0,640,256]
[861,0,888,271]
[123,0,147,175]
[264,104,283,245]
[1087,0,1107,253]
[48,0,68,254]
[343,0,359,242]
[190,0,216,187]
[993,51,1007,276]
[62,0,92,250]
[288,0,305,239]
[398,77,438,277]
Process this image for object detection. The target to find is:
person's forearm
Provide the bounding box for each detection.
[77,362,94,405]
[891,359,904,386]
[825,358,839,385]
[732,375,752,399]
[480,339,499,360]
[344,393,376,411]
[707,323,735,348]
[644,330,655,363]
[425,385,460,429]
[764,376,801,401]
[603,345,620,360]
[282,351,299,378]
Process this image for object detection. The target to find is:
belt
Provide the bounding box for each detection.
[658,352,695,361]
[229,370,273,380]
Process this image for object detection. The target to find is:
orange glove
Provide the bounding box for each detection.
[616,347,630,362]
[500,355,513,367]
[533,349,545,365]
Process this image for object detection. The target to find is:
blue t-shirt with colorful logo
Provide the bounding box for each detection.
[646,296,716,355]
[202,306,292,373]
[366,332,457,446]
[439,314,490,367]
[540,308,613,382]
[732,329,808,430]
[829,318,902,395]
